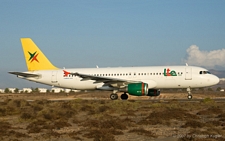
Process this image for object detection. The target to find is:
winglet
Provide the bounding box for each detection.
[21,38,58,71]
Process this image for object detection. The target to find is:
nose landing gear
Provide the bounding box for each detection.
[187,87,192,99]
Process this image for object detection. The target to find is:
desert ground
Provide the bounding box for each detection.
[0,91,225,141]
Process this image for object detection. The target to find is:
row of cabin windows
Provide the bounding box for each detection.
[91,72,183,77]
[68,72,184,77]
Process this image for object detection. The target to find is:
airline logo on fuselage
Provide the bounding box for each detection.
[63,70,76,79]
[63,70,70,77]
[164,68,177,76]
[28,51,39,63]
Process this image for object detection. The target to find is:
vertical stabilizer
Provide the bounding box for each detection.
[21,38,58,71]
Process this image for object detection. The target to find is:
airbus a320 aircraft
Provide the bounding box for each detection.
[9,38,220,100]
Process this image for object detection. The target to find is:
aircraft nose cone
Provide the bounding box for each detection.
[213,75,220,85]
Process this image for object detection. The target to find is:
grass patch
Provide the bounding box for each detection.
[83,129,117,141]
[80,117,127,130]
[197,107,222,116]
[0,121,29,139]
[128,127,157,138]
[202,97,214,104]
[138,108,198,126]
[181,120,205,128]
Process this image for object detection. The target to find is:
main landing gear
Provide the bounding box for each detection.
[110,93,118,100]
[110,91,128,100]
[187,87,192,99]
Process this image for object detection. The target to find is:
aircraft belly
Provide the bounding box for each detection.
[163,77,177,88]
[75,81,97,89]
[59,78,96,90]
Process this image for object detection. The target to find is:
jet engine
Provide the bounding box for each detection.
[120,83,160,97]
[120,83,148,96]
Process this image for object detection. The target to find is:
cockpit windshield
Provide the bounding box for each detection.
[199,71,211,74]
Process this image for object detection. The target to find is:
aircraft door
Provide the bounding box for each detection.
[51,71,58,83]
[185,67,192,80]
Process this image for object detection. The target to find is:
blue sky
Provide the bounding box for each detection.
[0,0,225,89]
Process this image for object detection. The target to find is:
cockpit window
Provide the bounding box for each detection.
[199,71,211,74]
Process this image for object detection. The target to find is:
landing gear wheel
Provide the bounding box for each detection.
[187,87,192,99]
[110,93,118,100]
[121,93,128,100]
[188,95,192,99]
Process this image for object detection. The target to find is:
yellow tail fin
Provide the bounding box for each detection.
[21,38,58,71]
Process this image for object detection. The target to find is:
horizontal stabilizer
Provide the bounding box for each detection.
[8,72,40,78]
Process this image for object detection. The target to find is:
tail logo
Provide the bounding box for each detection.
[28,51,39,63]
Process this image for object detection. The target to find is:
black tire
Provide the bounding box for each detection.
[121,93,128,100]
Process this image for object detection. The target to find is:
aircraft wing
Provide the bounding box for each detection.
[73,72,140,88]
[8,72,40,78]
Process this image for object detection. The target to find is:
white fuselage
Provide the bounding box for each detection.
[22,66,219,90]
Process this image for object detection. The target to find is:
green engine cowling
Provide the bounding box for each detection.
[147,89,160,96]
[127,83,148,96]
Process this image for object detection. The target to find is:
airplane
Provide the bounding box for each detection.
[9,38,220,100]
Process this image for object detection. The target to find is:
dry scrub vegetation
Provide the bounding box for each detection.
[0,97,225,141]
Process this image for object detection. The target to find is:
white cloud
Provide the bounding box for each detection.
[185,45,225,69]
